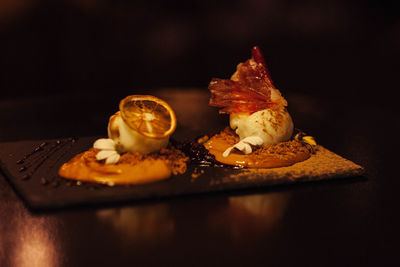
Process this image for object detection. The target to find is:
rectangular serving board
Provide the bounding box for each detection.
[0,137,364,210]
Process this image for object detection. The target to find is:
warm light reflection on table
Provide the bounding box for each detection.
[96,203,175,243]
[95,192,290,245]
[208,193,291,241]
[0,203,61,267]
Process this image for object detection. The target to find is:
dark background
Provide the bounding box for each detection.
[0,0,399,107]
[1,2,400,267]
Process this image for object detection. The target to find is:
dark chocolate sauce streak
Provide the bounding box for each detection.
[174,137,241,169]
[18,141,60,170]
[47,138,77,170]
[45,138,79,186]
[16,138,77,181]
[16,142,47,165]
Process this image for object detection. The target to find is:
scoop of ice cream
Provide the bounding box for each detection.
[108,112,169,154]
[230,107,294,146]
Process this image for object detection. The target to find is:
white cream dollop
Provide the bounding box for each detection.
[222,136,264,157]
[93,138,120,164]
[223,107,294,157]
[107,112,169,155]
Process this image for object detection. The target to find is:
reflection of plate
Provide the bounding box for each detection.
[0,136,364,210]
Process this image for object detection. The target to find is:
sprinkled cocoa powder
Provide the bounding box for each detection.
[91,146,189,175]
[252,141,309,160]
[213,146,364,185]
[155,147,189,175]
[114,150,144,165]
[211,128,237,145]
[212,127,311,161]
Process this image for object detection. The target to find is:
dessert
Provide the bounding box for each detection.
[204,46,315,168]
[58,95,188,186]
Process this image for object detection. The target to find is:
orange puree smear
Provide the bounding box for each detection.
[59,148,188,186]
[204,128,310,168]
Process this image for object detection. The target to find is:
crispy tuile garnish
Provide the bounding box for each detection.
[208,46,286,114]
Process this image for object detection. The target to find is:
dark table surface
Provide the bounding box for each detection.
[0,88,399,267]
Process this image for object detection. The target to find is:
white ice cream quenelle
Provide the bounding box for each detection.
[108,112,169,155]
[223,107,294,157]
[230,108,294,145]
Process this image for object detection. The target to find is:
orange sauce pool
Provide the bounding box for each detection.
[204,131,310,168]
[59,148,188,186]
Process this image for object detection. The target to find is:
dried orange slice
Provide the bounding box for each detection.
[119,95,177,139]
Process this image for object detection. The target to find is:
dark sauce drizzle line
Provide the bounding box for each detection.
[17,138,75,180]
[16,142,48,165]
[15,137,101,189]
[44,138,107,189]
[17,145,55,172]
[41,138,79,187]
[19,140,63,172]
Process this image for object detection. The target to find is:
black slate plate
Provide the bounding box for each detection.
[0,137,364,210]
